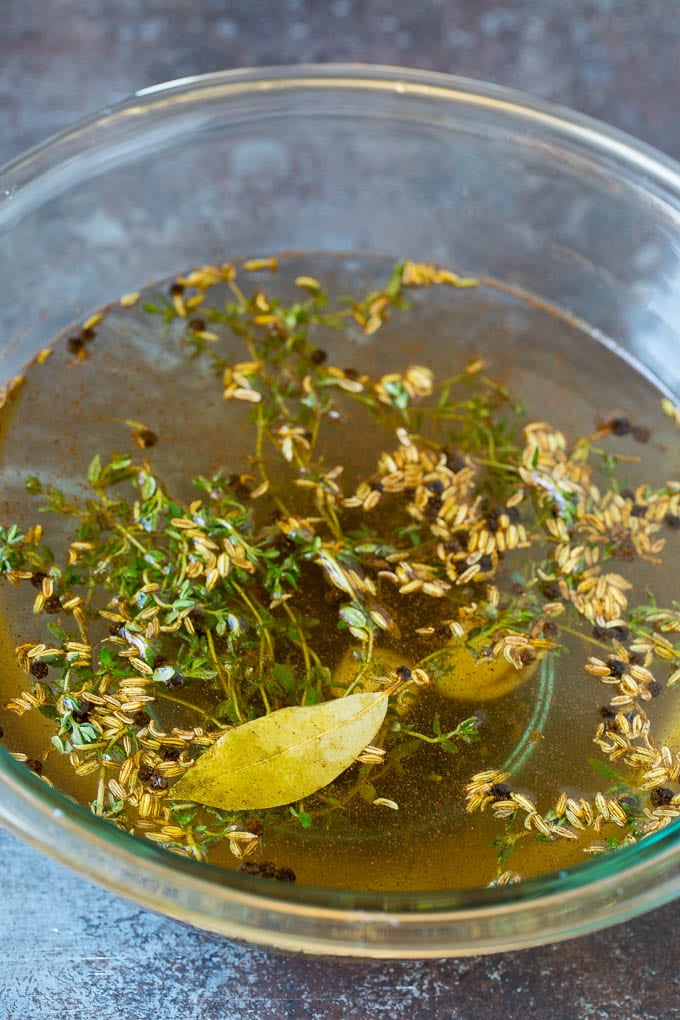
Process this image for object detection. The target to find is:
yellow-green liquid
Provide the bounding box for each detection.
[1,254,679,891]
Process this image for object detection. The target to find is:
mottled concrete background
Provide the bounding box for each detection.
[3,2,680,1018]
[3,0,680,165]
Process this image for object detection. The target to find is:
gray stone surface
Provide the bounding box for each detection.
[2,821,680,1020]
[3,0,680,165]
[2,2,680,1018]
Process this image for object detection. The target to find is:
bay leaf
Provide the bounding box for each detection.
[170,691,388,810]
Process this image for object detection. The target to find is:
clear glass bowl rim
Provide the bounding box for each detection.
[1,63,680,957]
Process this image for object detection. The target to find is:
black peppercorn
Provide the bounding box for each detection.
[444,448,466,473]
[609,624,629,642]
[651,787,674,807]
[29,660,49,679]
[424,497,442,520]
[239,860,285,879]
[609,416,632,436]
[166,671,185,692]
[30,572,47,589]
[133,710,151,728]
[71,701,90,723]
[238,861,261,876]
[137,763,154,782]
[27,759,43,774]
[593,623,629,642]
[68,335,88,356]
[309,348,327,365]
[149,774,168,792]
[631,425,651,444]
[395,665,412,682]
[43,596,62,614]
[132,427,158,449]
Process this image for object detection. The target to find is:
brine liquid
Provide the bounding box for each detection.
[0,254,679,892]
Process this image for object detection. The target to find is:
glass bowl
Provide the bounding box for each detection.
[1,65,680,958]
